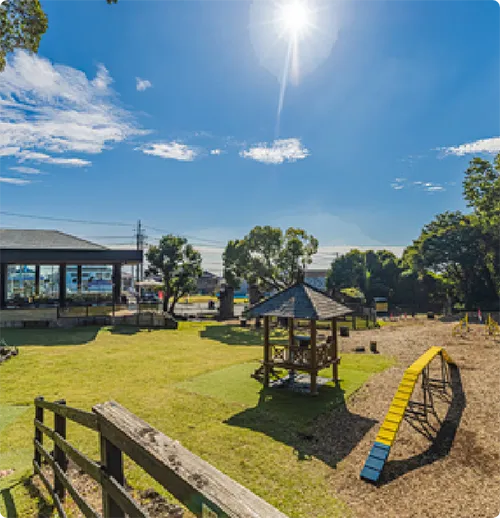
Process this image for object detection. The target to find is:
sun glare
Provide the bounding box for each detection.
[278,1,313,38]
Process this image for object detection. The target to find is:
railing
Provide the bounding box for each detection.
[271,343,331,367]
[33,397,288,518]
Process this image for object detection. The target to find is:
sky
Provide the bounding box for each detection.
[0,0,498,274]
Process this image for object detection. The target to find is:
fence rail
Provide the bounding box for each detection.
[33,397,288,518]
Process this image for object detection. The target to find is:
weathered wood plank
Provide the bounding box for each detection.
[35,399,99,430]
[34,419,102,483]
[33,459,67,518]
[34,440,100,518]
[93,401,289,518]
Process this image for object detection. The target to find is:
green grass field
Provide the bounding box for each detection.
[0,323,394,518]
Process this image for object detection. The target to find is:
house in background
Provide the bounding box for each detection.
[197,271,223,295]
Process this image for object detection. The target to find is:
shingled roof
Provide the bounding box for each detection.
[246,282,352,320]
[0,229,108,250]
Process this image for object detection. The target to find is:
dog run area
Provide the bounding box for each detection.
[0,318,498,518]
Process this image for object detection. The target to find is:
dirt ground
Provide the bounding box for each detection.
[310,318,500,518]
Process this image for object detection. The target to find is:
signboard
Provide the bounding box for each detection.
[375,301,388,313]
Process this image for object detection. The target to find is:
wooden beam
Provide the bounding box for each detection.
[332,318,338,385]
[92,401,289,518]
[310,319,317,395]
[263,316,270,387]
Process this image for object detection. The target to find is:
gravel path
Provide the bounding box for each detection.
[310,319,500,518]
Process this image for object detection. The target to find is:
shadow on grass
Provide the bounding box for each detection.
[0,327,100,347]
[106,325,142,336]
[225,383,377,468]
[199,325,288,346]
[23,475,54,518]
[379,365,466,485]
[1,483,18,518]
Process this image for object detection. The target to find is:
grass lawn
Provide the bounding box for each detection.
[0,323,394,518]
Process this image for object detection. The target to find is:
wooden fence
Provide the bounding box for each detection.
[33,397,288,518]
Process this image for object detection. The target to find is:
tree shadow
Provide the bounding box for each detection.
[379,365,466,485]
[199,324,288,346]
[0,327,100,347]
[225,383,377,468]
[106,325,142,336]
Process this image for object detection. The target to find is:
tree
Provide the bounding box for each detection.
[223,226,318,292]
[146,235,202,314]
[326,249,366,295]
[0,0,116,72]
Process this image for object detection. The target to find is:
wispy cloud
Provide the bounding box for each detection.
[9,166,42,175]
[210,149,223,155]
[391,178,446,193]
[240,138,309,164]
[439,137,500,156]
[17,151,90,167]
[137,142,198,161]
[391,178,405,190]
[0,177,31,185]
[0,50,147,167]
[422,182,445,193]
[136,77,152,92]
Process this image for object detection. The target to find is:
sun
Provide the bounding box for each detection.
[277,0,314,39]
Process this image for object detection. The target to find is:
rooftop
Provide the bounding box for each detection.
[0,229,108,250]
[247,282,352,320]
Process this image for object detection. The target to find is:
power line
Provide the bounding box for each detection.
[0,211,133,227]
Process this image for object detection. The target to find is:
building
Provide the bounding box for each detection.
[0,229,142,307]
[196,271,222,295]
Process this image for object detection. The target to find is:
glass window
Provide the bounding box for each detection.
[39,265,59,299]
[81,265,113,294]
[6,265,36,303]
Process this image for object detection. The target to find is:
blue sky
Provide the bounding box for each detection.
[0,0,498,272]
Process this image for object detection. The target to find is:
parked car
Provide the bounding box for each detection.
[140,292,160,303]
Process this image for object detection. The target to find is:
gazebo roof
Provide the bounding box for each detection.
[246,282,352,320]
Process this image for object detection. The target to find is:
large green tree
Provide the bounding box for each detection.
[223,226,318,292]
[0,0,116,71]
[146,235,202,314]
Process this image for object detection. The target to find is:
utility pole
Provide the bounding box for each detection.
[135,220,146,282]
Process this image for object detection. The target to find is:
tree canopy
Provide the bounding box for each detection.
[327,153,500,311]
[146,235,202,314]
[223,226,318,292]
[0,0,116,71]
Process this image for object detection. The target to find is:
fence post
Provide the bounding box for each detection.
[100,432,125,518]
[54,399,68,501]
[34,396,44,466]
[352,315,357,331]
[365,315,369,329]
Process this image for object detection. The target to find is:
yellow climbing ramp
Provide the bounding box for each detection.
[361,346,455,482]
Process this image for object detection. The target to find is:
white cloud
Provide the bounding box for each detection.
[439,137,500,156]
[391,184,404,190]
[0,50,147,166]
[240,138,309,164]
[210,149,223,155]
[0,177,31,185]
[9,166,42,174]
[136,77,152,91]
[137,142,198,161]
[17,151,90,167]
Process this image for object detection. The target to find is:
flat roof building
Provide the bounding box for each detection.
[0,229,142,307]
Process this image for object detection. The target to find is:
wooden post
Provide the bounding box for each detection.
[54,399,67,501]
[366,315,369,329]
[352,315,357,330]
[263,316,270,388]
[331,318,339,385]
[100,433,125,518]
[310,319,317,395]
[288,317,294,362]
[34,396,44,466]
